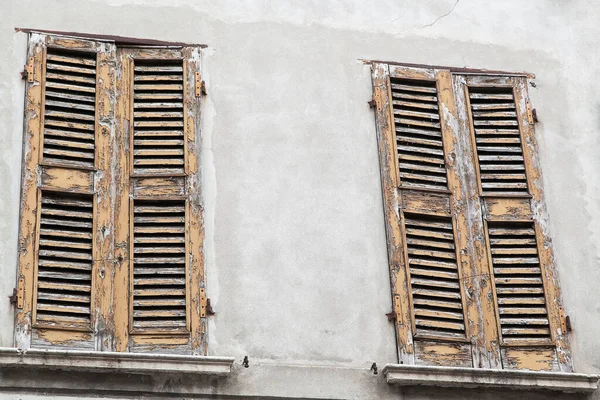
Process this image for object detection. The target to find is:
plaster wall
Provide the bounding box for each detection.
[0,0,599,398]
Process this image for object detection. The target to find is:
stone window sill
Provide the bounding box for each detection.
[383,364,599,393]
[0,347,235,376]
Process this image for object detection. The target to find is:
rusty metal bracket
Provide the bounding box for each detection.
[206,298,216,315]
[370,362,378,375]
[9,278,25,308]
[374,87,382,112]
[526,101,535,124]
[8,289,17,305]
[195,72,206,97]
[21,57,34,82]
[200,288,207,317]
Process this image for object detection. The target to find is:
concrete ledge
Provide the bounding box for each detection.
[0,347,235,376]
[383,364,599,393]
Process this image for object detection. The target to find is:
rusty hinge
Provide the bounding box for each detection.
[386,294,403,324]
[21,57,34,82]
[560,307,572,333]
[200,288,207,317]
[8,278,25,309]
[526,100,537,124]
[373,87,382,112]
[195,72,206,97]
[199,288,215,317]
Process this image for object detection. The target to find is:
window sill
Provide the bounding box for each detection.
[0,347,235,376]
[383,364,599,393]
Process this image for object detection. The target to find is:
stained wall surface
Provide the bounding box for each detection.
[0,1,599,399]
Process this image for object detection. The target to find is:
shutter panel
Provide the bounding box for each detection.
[132,60,185,175]
[457,75,569,371]
[132,199,187,331]
[391,78,448,190]
[374,65,477,367]
[467,87,528,196]
[486,221,551,344]
[16,34,114,350]
[115,47,205,354]
[35,192,94,326]
[42,49,97,169]
[404,214,466,340]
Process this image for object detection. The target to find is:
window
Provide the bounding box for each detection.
[372,63,571,372]
[15,32,207,354]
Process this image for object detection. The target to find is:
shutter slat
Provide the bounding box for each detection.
[469,86,529,195]
[405,214,466,339]
[391,78,448,190]
[133,60,185,175]
[35,191,93,326]
[43,48,97,170]
[133,199,187,331]
[488,221,551,344]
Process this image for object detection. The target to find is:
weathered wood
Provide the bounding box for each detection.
[501,347,559,371]
[414,341,472,367]
[372,63,415,364]
[513,78,571,371]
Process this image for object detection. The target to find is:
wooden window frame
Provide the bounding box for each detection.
[15,32,207,355]
[372,63,572,372]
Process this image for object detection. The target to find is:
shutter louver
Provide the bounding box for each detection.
[35,192,93,326]
[391,78,448,190]
[468,87,528,196]
[133,60,185,176]
[405,214,466,339]
[132,199,187,331]
[488,221,551,344]
[43,48,97,169]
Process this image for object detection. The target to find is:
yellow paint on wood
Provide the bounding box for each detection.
[40,167,93,193]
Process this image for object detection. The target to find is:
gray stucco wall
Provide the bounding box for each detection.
[0,0,599,398]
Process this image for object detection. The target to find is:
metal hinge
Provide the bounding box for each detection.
[199,288,215,317]
[195,72,206,97]
[560,307,572,333]
[21,57,34,82]
[373,87,382,112]
[386,294,403,324]
[8,278,25,309]
[526,100,537,124]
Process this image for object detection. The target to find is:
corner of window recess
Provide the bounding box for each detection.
[195,72,206,97]
[21,57,34,82]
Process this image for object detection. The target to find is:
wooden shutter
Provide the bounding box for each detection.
[372,65,484,368]
[16,34,114,350]
[455,75,571,372]
[114,47,206,354]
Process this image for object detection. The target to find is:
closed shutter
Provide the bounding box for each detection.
[373,65,477,368]
[391,78,448,190]
[374,65,570,372]
[115,47,206,354]
[16,34,114,350]
[457,75,569,371]
[486,221,551,344]
[403,214,466,340]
